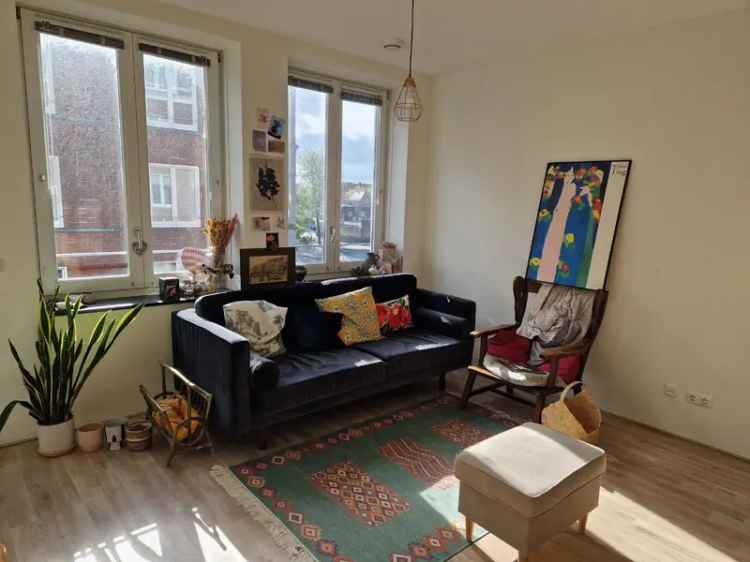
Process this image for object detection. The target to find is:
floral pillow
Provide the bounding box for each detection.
[223,300,288,357]
[376,295,414,334]
[315,286,382,346]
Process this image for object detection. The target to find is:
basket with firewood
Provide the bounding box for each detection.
[139,363,214,467]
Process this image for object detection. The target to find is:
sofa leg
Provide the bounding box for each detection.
[578,513,589,534]
[460,369,477,409]
[438,372,447,392]
[255,429,269,450]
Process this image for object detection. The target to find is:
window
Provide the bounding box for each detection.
[144,57,198,131]
[288,72,386,273]
[149,164,201,228]
[21,10,222,293]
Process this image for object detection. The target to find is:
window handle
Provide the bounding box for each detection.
[132,227,148,256]
[329,225,336,242]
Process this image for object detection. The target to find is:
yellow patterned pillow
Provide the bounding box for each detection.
[316,286,382,346]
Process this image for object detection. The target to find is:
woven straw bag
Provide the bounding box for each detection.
[541,381,601,444]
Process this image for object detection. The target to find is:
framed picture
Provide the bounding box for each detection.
[240,247,295,289]
[249,160,284,212]
[268,138,285,154]
[253,216,271,231]
[526,160,631,289]
[251,129,268,152]
[265,232,279,249]
[268,115,285,139]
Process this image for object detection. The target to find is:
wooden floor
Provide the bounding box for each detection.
[1,378,749,562]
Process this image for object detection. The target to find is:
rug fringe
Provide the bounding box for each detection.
[210,464,318,562]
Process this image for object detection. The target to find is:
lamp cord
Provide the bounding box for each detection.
[408,0,415,78]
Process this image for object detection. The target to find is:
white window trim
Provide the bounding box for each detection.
[145,58,199,132]
[48,154,64,228]
[149,163,202,228]
[21,9,224,294]
[287,69,388,275]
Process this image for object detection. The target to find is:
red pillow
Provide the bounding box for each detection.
[376,295,413,334]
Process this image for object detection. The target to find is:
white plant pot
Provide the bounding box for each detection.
[37,418,75,457]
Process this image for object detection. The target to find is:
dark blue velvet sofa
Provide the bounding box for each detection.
[172,274,475,446]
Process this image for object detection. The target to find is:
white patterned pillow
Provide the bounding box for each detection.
[223,300,288,357]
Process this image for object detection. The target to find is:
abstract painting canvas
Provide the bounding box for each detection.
[526,160,631,289]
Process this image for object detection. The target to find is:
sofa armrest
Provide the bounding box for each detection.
[172,309,268,436]
[413,307,472,340]
[413,288,476,332]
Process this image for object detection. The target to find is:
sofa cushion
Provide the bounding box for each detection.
[224,300,288,357]
[486,327,582,385]
[376,295,414,335]
[253,349,386,413]
[320,273,417,303]
[284,305,344,352]
[354,329,466,377]
[316,286,382,346]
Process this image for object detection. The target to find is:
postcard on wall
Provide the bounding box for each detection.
[256,107,270,129]
[268,115,285,140]
[526,160,631,289]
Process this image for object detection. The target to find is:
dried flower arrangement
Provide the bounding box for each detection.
[203,214,239,253]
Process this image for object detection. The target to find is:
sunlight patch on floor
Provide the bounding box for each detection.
[585,488,739,562]
[192,508,250,562]
[73,523,162,562]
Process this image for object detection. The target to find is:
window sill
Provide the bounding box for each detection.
[53,293,199,316]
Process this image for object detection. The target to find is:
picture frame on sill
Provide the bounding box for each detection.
[240,247,296,289]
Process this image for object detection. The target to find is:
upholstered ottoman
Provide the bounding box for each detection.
[455,422,606,561]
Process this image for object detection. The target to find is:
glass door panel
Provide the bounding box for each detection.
[288,85,328,268]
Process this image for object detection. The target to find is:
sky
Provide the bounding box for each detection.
[291,87,377,184]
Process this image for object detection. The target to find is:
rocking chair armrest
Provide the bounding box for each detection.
[540,338,593,360]
[470,323,518,339]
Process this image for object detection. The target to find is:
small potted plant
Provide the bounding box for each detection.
[0,282,142,457]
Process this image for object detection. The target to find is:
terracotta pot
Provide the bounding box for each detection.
[77,422,104,453]
[37,418,75,457]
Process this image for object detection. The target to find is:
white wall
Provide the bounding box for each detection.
[0,0,432,445]
[423,9,750,458]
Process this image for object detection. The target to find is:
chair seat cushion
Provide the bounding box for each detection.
[455,423,606,517]
[354,329,465,377]
[254,349,386,413]
[485,329,582,386]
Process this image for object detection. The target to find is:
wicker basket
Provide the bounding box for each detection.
[541,381,601,445]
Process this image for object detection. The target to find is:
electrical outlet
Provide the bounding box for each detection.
[686,392,713,408]
[663,384,678,398]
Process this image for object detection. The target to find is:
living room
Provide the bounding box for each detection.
[0,1,748,561]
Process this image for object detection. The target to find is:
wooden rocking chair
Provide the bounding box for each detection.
[460,277,608,421]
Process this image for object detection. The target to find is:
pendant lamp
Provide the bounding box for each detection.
[394,0,422,122]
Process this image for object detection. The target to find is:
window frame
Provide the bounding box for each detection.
[287,69,388,275]
[21,9,224,294]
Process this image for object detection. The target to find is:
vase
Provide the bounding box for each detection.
[37,418,75,457]
[210,247,226,291]
[76,422,104,453]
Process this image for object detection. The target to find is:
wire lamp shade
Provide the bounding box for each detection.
[394,0,422,122]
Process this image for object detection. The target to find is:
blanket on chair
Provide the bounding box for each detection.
[517,283,595,366]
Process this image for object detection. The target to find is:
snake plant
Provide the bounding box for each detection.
[0,281,142,433]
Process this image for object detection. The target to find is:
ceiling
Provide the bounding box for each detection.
[160,0,746,74]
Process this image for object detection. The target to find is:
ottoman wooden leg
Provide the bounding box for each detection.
[578,513,589,534]
[465,516,474,542]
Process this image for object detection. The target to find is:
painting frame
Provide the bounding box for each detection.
[240,247,295,289]
[525,159,632,290]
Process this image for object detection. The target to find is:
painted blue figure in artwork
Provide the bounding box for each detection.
[527,162,609,288]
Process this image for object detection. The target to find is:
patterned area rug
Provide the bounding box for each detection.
[211,396,523,562]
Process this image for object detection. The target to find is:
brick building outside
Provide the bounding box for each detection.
[44,36,208,279]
